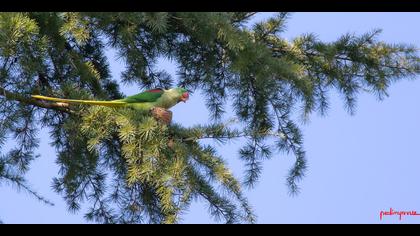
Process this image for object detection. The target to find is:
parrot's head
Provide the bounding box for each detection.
[175,87,189,103]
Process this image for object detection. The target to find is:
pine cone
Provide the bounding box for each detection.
[150,107,172,125]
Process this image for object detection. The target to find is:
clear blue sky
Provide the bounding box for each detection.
[1,13,420,224]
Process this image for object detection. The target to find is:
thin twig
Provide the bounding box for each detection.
[181,131,284,142]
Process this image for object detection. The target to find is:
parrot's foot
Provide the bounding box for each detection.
[150,107,172,125]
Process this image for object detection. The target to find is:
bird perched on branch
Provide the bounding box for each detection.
[32,87,189,111]
[32,87,189,124]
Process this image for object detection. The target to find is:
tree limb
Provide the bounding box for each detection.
[0,87,75,114]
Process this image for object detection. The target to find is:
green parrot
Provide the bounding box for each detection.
[31,87,190,111]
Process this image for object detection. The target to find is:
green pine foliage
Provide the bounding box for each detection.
[0,12,419,223]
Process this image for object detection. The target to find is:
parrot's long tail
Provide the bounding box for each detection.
[31,95,126,107]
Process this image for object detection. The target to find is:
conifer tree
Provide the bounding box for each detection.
[0,12,419,223]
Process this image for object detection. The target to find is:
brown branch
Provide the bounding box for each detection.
[0,87,75,114]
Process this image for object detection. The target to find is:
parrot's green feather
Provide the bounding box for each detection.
[119,89,164,103]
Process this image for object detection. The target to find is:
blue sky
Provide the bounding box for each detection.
[1,13,420,224]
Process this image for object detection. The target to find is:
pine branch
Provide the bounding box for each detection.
[181,131,284,142]
[268,99,307,195]
[231,12,257,24]
[87,175,116,224]
[272,46,418,73]
[304,51,417,73]
[0,172,54,206]
[0,87,75,114]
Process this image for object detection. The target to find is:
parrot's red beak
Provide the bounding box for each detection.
[180,92,189,103]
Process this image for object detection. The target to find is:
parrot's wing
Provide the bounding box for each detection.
[121,88,164,103]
